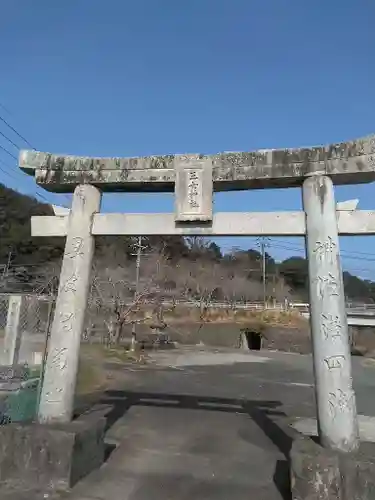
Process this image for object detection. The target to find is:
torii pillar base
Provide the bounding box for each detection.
[0,415,105,494]
[290,435,375,500]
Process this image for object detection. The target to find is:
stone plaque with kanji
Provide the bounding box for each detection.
[174,158,213,222]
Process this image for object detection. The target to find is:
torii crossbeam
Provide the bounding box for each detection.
[20,133,375,192]
[20,133,375,455]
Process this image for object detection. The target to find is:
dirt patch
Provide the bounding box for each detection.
[76,344,149,396]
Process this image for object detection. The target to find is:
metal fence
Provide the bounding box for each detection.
[0,293,54,425]
[0,293,371,351]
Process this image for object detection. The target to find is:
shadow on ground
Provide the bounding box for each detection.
[77,390,296,499]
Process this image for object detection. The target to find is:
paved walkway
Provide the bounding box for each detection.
[4,347,375,499]
[70,398,294,499]
[69,349,309,499]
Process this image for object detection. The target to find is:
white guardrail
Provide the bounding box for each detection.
[153,300,375,315]
[91,298,375,316]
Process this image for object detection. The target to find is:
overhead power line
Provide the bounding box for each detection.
[0,157,70,207]
[0,107,70,208]
[270,239,375,262]
[0,114,35,149]
[0,129,21,150]
[251,240,374,278]
[271,238,375,259]
[0,159,22,183]
[0,102,11,115]
[35,190,56,205]
[0,143,17,160]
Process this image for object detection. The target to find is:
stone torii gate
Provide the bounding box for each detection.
[20,134,375,456]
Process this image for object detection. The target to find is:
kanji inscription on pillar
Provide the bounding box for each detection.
[174,158,213,222]
[67,237,84,259]
[316,273,339,299]
[313,236,336,264]
[328,389,354,418]
[321,313,342,340]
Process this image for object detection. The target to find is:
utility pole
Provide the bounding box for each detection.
[256,237,270,307]
[130,236,147,351]
[4,249,12,278]
[2,249,12,287]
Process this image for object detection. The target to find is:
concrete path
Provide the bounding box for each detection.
[71,403,293,499]
[5,347,375,499]
[67,347,375,500]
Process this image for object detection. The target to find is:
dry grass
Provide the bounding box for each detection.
[114,304,307,329]
[105,346,147,364]
[239,309,307,327]
[161,306,306,327]
[76,343,150,395]
[76,357,103,395]
[81,343,147,365]
[76,344,120,394]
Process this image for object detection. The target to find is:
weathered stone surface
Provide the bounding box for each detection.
[293,415,375,444]
[291,435,375,499]
[30,210,375,237]
[303,175,359,452]
[19,134,375,192]
[38,185,101,424]
[0,416,105,492]
[174,158,213,222]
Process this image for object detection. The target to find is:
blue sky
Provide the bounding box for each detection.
[0,0,375,277]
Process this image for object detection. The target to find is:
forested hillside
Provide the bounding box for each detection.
[0,183,374,303]
[0,184,65,264]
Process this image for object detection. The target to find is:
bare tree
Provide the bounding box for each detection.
[175,258,223,319]
[267,274,291,304]
[221,274,259,307]
[185,236,210,253]
[91,248,171,346]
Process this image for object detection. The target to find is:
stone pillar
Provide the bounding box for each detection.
[2,295,23,366]
[303,175,359,452]
[38,185,101,423]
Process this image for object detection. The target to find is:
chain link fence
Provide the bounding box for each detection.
[0,293,55,425]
